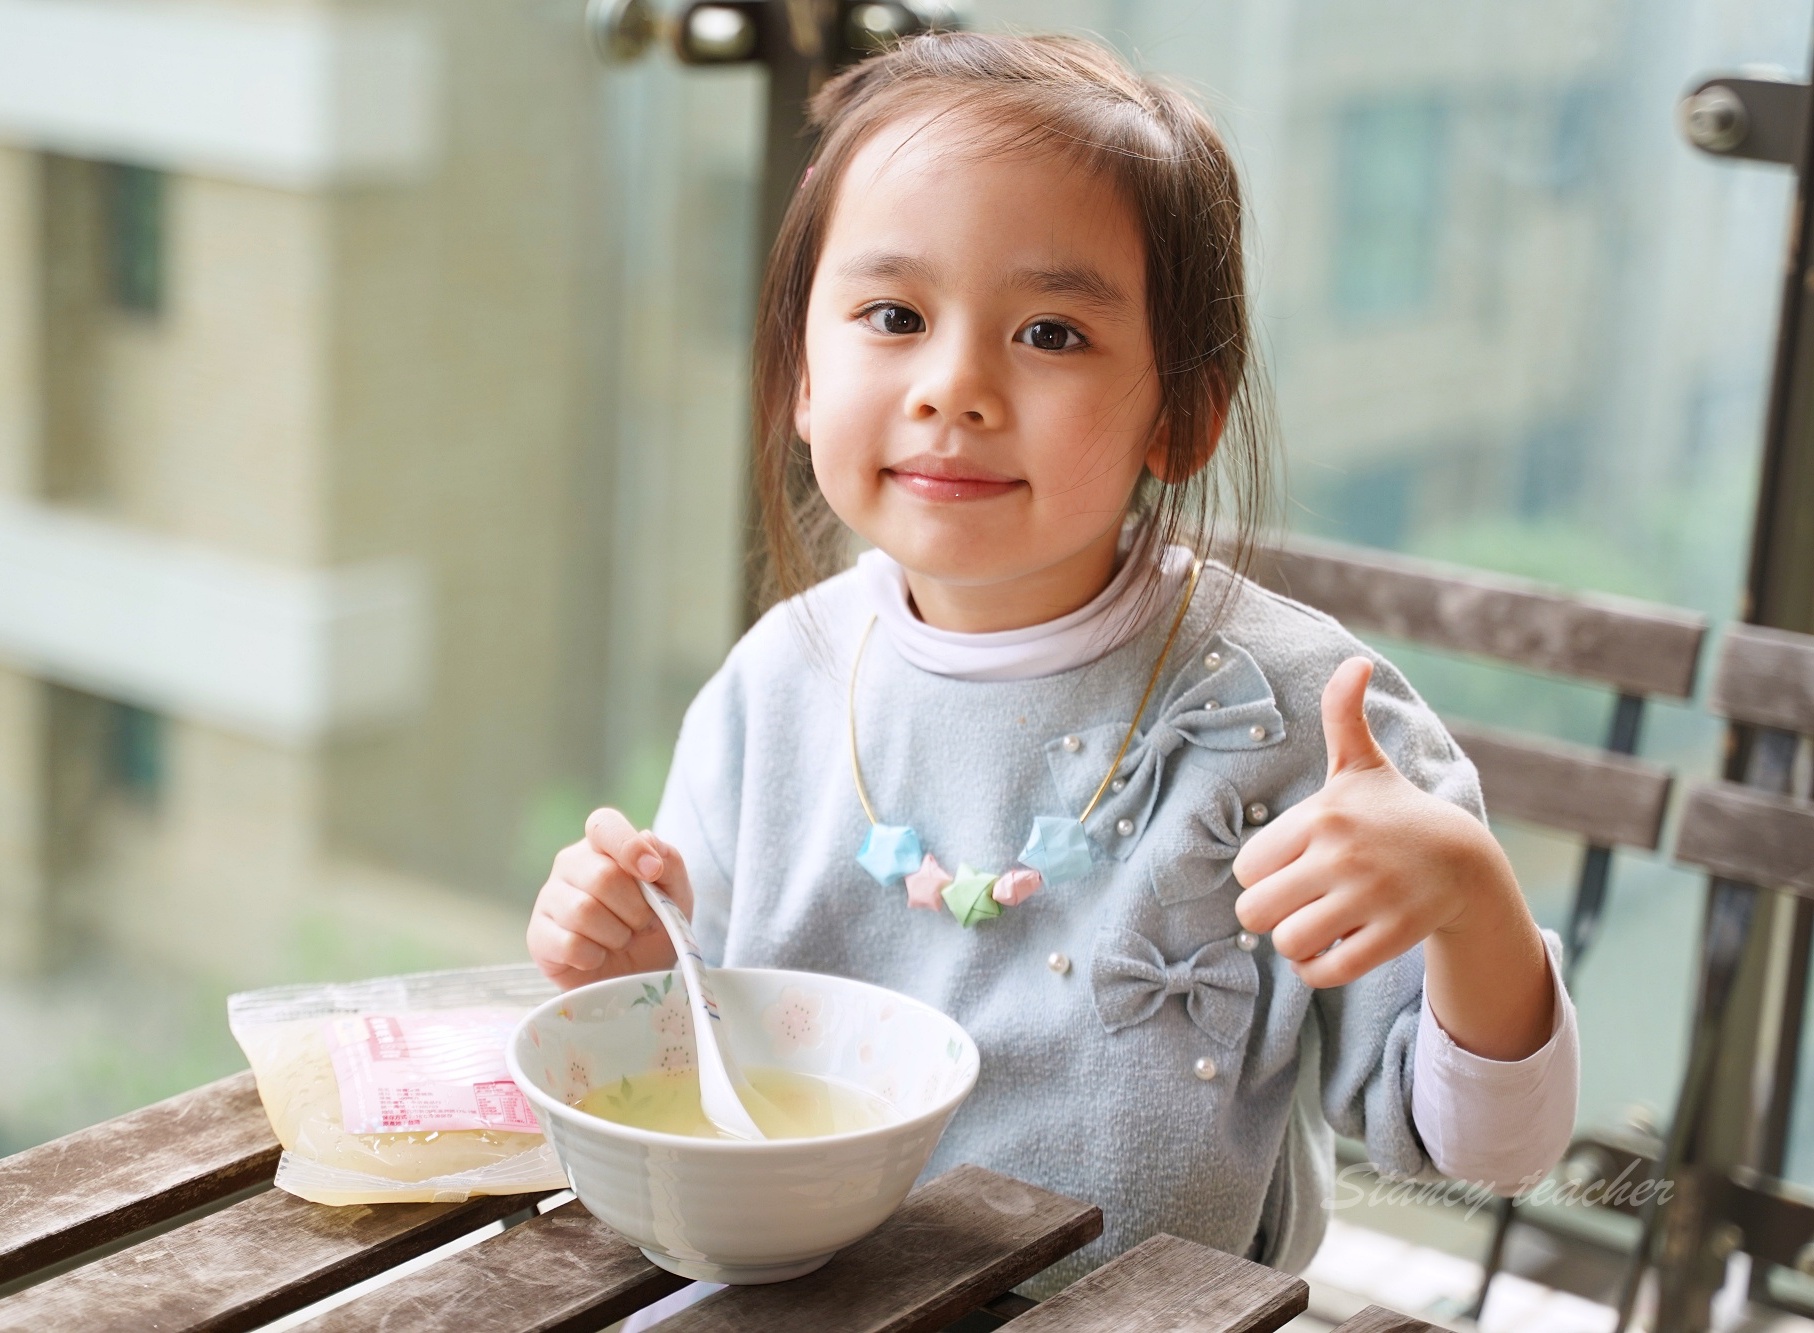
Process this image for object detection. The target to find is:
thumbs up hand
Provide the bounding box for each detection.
[1231,657,1516,992]
[1232,656,1556,1061]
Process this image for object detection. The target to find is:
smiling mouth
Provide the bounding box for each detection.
[884,458,1025,503]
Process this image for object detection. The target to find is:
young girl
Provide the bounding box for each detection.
[529,32,1577,1289]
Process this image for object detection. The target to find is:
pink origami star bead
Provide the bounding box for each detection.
[904,854,953,911]
[992,866,1043,907]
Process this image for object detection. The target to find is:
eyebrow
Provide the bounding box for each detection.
[832,251,1133,315]
[834,250,941,286]
[1007,264,1132,314]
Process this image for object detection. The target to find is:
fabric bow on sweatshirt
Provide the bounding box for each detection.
[1091,927,1261,1036]
[1044,637,1286,858]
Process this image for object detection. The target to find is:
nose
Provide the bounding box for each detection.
[907,321,1007,429]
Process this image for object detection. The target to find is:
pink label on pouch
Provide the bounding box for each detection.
[325,1009,541,1135]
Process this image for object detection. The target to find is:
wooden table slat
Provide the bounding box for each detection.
[1000,1233,1306,1333]
[0,1070,279,1283]
[295,1199,686,1333]
[0,1184,547,1333]
[1328,1305,1442,1333]
[657,1164,1101,1333]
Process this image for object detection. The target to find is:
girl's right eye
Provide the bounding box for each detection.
[861,304,925,336]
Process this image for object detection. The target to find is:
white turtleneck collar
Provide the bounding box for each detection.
[856,543,1195,682]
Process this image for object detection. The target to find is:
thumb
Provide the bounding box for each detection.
[1321,656,1390,780]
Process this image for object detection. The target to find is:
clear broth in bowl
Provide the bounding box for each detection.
[577,1066,894,1140]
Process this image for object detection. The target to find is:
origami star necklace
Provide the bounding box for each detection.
[848,558,1204,925]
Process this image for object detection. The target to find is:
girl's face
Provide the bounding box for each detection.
[797,112,1170,631]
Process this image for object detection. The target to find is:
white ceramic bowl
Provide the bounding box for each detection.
[507,967,979,1283]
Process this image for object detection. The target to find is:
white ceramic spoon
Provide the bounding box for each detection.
[638,881,767,1141]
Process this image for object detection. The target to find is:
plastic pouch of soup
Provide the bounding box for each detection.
[229,964,568,1205]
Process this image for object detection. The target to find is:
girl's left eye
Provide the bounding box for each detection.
[1016,320,1084,351]
[861,304,925,335]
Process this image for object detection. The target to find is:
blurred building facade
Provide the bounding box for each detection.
[0,0,632,984]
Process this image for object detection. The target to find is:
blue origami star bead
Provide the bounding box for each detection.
[1018,816,1095,885]
[856,824,924,885]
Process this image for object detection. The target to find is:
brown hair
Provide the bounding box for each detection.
[750,31,1275,615]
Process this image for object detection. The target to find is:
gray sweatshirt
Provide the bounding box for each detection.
[653,561,1482,1290]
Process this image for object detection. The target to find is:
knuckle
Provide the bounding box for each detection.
[1237,892,1281,935]
[1309,954,1352,988]
[1271,924,1308,961]
[1318,808,1357,839]
[599,875,645,915]
[550,928,594,969]
[584,908,631,950]
[584,856,628,895]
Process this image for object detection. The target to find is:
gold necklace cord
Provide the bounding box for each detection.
[846,557,1205,833]
[848,615,882,825]
[1077,557,1203,824]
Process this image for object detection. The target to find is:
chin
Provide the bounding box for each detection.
[879,531,1037,587]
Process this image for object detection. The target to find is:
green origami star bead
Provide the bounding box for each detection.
[941,864,1003,928]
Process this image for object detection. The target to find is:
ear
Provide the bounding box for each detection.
[793,366,812,444]
[1144,399,1227,483]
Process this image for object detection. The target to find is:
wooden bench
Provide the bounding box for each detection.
[1242,535,1709,1315]
[1607,621,1814,1333]
[0,1063,1457,1331]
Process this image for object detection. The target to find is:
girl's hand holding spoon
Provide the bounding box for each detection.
[529,807,695,989]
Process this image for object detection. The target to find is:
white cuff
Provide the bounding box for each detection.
[1410,927,1579,1193]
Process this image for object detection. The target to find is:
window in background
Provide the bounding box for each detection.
[104,163,161,315]
[1546,82,1605,199]
[1321,455,1418,549]
[1332,98,1449,321]
[1517,416,1589,519]
[107,702,162,804]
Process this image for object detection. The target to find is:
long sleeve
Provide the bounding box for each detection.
[1312,945,1431,1180]
[1411,928,1578,1193]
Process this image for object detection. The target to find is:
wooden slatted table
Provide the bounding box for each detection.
[0,1074,1427,1331]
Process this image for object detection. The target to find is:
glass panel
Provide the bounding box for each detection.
[972,0,1807,1134]
[594,59,762,830]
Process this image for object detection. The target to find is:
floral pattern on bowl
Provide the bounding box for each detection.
[762,985,825,1054]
